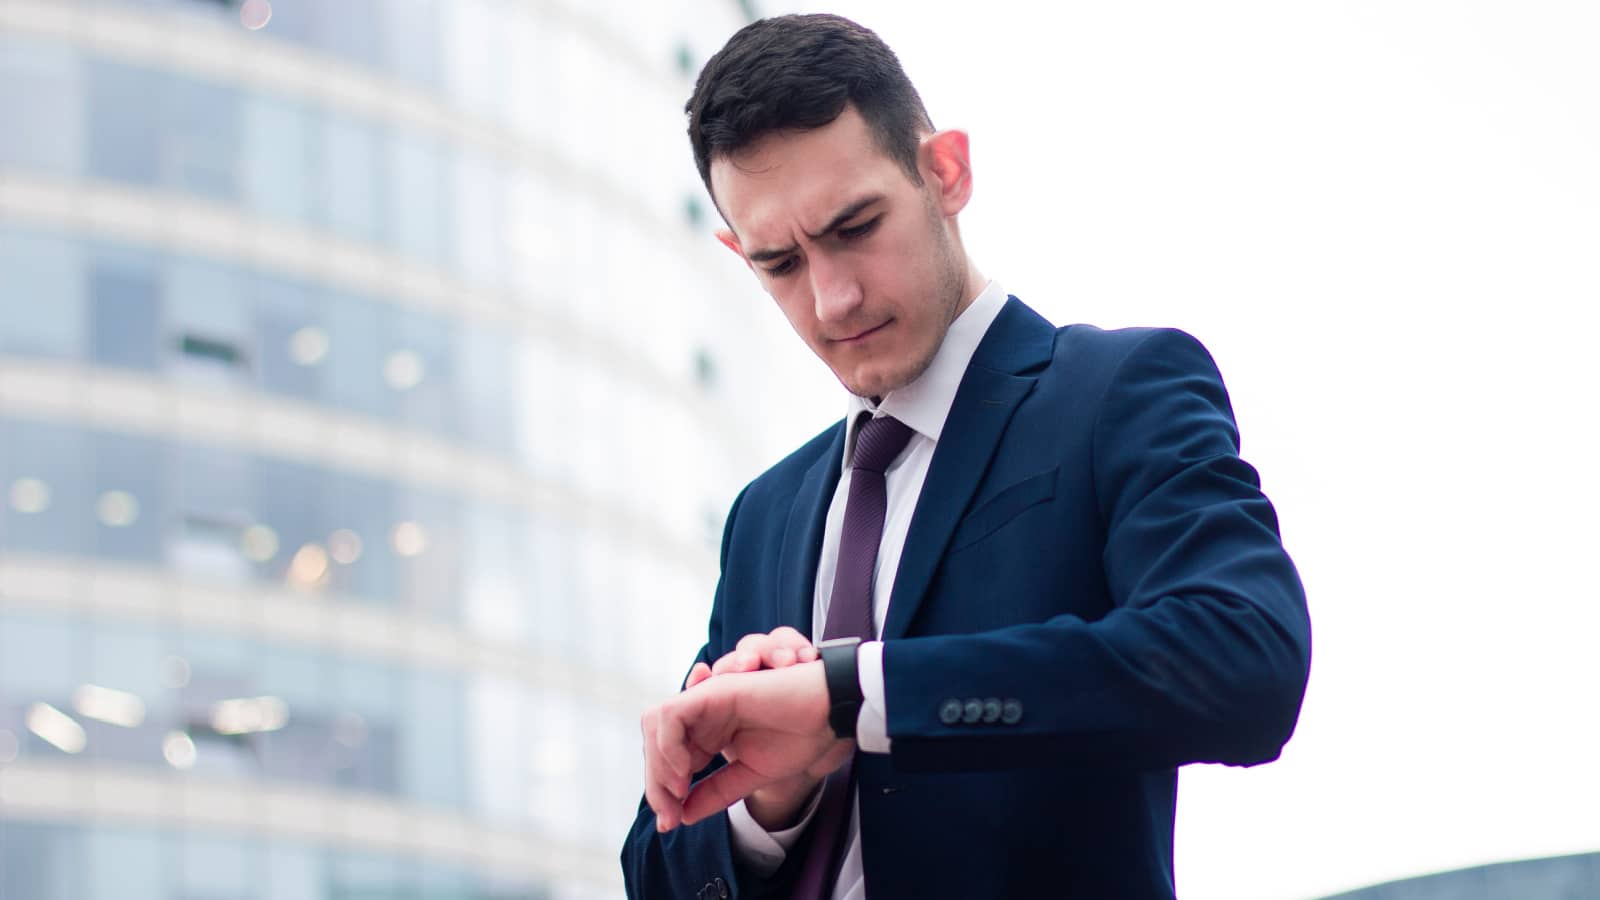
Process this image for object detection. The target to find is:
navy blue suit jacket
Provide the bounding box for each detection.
[622,298,1311,899]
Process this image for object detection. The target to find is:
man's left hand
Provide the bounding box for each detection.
[641,660,850,832]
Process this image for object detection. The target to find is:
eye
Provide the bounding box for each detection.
[764,257,798,277]
[838,216,880,241]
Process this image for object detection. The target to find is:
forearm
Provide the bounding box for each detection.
[882,571,1309,773]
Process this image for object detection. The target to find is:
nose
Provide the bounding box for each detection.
[809,254,863,325]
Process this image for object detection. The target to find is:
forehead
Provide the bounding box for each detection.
[710,108,910,243]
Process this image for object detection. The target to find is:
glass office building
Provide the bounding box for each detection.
[0,1,786,896]
[1320,852,1600,899]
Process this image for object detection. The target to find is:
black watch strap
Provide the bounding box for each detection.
[817,637,863,740]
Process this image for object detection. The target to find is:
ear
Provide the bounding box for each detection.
[715,228,752,270]
[920,129,973,217]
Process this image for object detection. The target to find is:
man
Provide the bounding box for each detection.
[622,13,1310,900]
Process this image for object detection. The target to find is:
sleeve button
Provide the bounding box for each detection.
[1001,699,1023,725]
[981,698,1002,723]
[939,698,963,725]
[961,699,983,724]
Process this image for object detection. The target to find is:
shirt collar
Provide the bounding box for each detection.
[842,279,1009,470]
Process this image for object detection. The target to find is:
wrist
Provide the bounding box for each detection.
[817,637,863,740]
[745,777,822,831]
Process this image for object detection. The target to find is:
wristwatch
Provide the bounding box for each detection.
[816,637,863,740]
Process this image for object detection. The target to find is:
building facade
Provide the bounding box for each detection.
[0,1,785,896]
[1321,852,1600,900]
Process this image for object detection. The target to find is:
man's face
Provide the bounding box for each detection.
[710,106,973,399]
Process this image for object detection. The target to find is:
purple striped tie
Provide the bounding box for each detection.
[793,413,914,900]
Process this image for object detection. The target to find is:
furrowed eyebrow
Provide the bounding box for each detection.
[745,195,884,263]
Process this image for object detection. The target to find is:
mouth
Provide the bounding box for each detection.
[831,320,891,345]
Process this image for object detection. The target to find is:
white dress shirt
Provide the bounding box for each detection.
[728,280,1010,899]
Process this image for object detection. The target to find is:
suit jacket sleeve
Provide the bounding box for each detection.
[620,485,817,899]
[882,328,1312,772]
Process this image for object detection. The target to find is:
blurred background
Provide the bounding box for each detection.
[0,1,1595,899]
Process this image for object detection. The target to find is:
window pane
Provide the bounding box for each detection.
[84,827,168,900]
[334,658,400,794]
[254,273,323,402]
[1,419,91,558]
[318,116,383,243]
[83,622,175,768]
[0,821,82,900]
[386,131,447,265]
[0,37,84,175]
[180,832,258,900]
[404,668,465,809]
[381,0,441,89]
[91,430,167,564]
[242,92,314,224]
[253,457,327,589]
[164,255,255,387]
[313,0,382,70]
[0,227,88,359]
[386,305,457,435]
[88,242,162,371]
[323,470,396,602]
[322,291,393,420]
[162,72,241,202]
[171,443,257,582]
[450,150,502,287]
[86,58,163,187]
[263,843,326,900]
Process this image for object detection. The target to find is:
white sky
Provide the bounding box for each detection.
[738,2,1600,897]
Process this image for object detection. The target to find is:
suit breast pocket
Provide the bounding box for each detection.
[949,468,1058,553]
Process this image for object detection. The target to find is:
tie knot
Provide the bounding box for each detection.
[851,414,913,474]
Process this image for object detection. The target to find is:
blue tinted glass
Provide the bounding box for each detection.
[88,243,162,371]
[318,116,384,243]
[323,291,393,420]
[242,92,315,223]
[450,150,503,287]
[180,832,258,900]
[381,0,441,88]
[333,853,412,900]
[455,324,514,454]
[386,305,457,435]
[171,443,257,582]
[393,486,461,623]
[263,843,325,900]
[0,228,88,359]
[91,430,167,564]
[0,37,85,175]
[84,827,167,900]
[253,457,327,586]
[179,633,261,779]
[163,72,242,202]
[82,623,174,767]
[0,821,82,900]
[1,419,91,558]
[257,646,336,787]
[86,58,164,187]
[164,254,255,387]
[313,0,381,69]
[254,274,323,402]
[386,131,447,265]
[404,668,465,809]
[323,470,396,601]
[335,658,400,794]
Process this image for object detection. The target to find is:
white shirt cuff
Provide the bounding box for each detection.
[726,786,823,876]
[857,640,891,753]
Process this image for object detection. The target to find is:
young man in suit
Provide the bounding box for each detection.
[623,13,1310,899]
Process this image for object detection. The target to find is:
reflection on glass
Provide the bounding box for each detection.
[27,702,87,754]
[72,684,146,728]
[162,730,197,770]
[10,477,52,514]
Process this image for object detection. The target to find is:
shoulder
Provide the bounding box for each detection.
[1053,324,1218,375]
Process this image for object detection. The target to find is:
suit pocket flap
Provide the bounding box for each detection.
[950,468,1058,552]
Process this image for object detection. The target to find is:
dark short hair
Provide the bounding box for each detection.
[685,14,934,199]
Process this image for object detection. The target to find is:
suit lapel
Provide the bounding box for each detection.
[882,298,1055,640]
[775,425,846,638]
